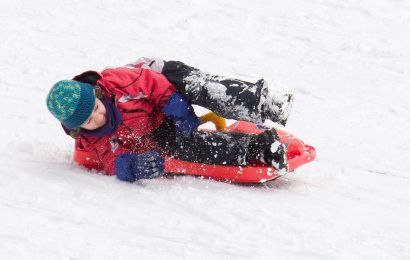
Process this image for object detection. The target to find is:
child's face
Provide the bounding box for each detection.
[80,98,107,130]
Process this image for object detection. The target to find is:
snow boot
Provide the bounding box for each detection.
[256,79,294,126]
[247,129,289,175]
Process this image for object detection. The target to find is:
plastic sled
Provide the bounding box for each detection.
[73,113,316,184]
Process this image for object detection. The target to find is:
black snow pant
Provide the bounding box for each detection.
[152,61,277,166]
[152,118,264,166]
[162,61,269,124]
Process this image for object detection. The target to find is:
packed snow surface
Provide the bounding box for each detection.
[1,0,410,259]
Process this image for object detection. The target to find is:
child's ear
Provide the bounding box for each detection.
[95,85,103,99]
[70,128,81,138]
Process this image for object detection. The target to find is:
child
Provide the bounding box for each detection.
[46,57,293,182]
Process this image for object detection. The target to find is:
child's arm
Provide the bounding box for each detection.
[130,68,200,136]
[97,142,165,182]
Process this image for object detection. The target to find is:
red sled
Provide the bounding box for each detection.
[73,120,316,184]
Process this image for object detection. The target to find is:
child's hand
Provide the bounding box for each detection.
[162,92,200,137]
[115,151,165,182]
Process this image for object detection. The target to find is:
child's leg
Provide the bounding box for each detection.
[152,119,288,173]
[162,60,293,126]
[171,130,288,174]
[153,119,253,165]
[172,131,254,166]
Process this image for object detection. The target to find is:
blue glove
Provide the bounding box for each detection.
[162,92,200,137]
[115,151,165,182]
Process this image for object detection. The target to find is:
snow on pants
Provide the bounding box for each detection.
[162,61,268,124]
[152,118,264,166]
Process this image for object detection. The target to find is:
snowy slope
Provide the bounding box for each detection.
[1,0,410,259]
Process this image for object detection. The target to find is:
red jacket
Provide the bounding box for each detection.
[71,66,176,175]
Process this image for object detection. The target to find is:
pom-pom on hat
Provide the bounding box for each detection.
[46,80,96,130]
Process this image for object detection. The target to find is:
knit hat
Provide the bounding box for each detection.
[46,80,96,130]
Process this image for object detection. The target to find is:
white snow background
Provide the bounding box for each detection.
[1,0,410,259]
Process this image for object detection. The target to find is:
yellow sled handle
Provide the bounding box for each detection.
[199,112,227,131]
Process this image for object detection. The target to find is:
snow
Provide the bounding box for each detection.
[1,0,410,259]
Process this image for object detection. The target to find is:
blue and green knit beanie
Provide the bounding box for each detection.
[46,80,96,130]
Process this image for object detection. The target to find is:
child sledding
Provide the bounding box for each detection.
[46,57,314,183]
